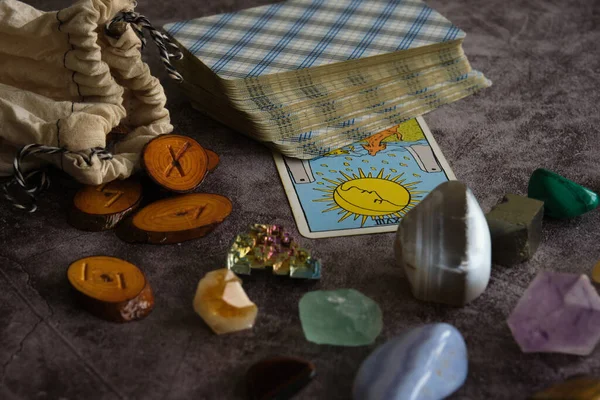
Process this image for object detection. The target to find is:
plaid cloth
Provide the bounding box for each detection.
[164,0,465,80]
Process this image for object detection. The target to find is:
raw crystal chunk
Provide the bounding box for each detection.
[507,271,600,355]
[395,181,491,306]
[227,224,321,279]
[246,356,316,400]
[289,250,321,279]
[486,194,544,266]
[193,268,258,334]
[299,289,382,346]
[353,323,468,400]
[530,376,600,399]
[528,168,599,218]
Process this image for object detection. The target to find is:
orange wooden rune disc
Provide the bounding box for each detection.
[133,193,232,233]
[142,134,209,193]
[205,149,220,172]
[67,256,146,303]
[73,179,142,216]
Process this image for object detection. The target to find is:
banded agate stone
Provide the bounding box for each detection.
[395,181,491,306]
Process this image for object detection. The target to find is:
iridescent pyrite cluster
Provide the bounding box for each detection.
[227,224,321,279]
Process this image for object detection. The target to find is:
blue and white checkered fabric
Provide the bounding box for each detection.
[164,0,465,80]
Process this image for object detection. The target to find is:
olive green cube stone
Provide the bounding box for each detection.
[486,194,544,266]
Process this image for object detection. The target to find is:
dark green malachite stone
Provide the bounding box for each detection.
[486,194,543,266]
[528,168,599,219]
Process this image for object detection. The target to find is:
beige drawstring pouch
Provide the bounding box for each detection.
[0,0,181,210]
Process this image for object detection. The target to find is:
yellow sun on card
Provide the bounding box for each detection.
[313,168,425,226]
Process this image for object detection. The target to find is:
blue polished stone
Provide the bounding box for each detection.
[353,323,468,400]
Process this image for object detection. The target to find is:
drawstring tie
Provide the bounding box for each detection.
[2,145,113,213]
[2,12,184,213]
[107,11,184,82]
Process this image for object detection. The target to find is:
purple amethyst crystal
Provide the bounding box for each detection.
[507,271,600,355]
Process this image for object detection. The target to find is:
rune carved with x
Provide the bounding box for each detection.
[164,142,191,178]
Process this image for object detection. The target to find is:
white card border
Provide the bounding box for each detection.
[273,116,456,239]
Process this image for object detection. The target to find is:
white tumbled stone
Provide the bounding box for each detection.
[395,181,491,306]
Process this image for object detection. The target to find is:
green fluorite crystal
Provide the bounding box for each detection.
[528,168,599,219]
[299,289,382,346]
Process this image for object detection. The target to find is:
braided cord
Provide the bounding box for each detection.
[3,12,182,212]
[107,12,184,82]
[2,144,113,213]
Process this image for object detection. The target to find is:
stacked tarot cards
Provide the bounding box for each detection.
[164,0,491,159]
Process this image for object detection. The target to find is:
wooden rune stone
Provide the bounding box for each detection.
[486,194,544,266]
[68,178,143,231]
[142,134,209,193]
[205,149,220,172]
[67,256,154,322]
[117,193,233,244]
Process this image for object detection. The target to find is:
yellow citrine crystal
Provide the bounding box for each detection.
[530,376,600,399]
[193,268,258,334]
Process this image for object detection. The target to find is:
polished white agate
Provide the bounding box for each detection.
[395,181,491,306]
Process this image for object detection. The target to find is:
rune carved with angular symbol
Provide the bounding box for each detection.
[156,205,206,227]
[164,142,191,178]
[96,183,125,208]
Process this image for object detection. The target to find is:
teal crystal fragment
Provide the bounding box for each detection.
[226,225,321,279]
[299,289,382,346]
[290,257,321,280]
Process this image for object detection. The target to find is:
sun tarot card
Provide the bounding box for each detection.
[273,116,456,238]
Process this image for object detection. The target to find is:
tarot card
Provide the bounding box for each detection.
[274,116,456,238]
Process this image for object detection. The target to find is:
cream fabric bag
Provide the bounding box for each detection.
[0,0,178,209]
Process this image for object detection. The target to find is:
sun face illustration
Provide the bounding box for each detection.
[313,168,426,226]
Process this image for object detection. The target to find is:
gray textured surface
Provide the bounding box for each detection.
[2,0,600,399]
